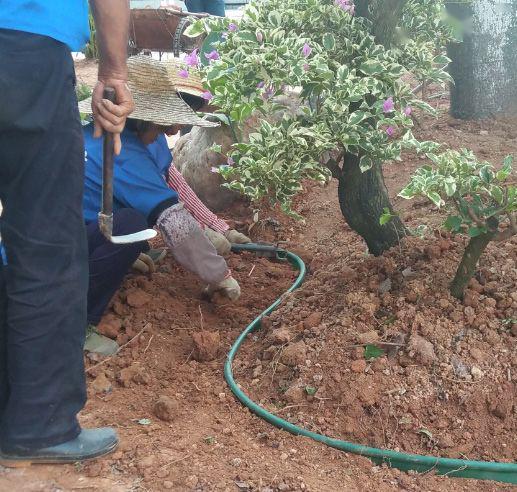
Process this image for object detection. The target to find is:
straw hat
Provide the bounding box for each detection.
[165,57,206,98]
[79,55,217,128]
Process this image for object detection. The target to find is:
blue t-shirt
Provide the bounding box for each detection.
[147,134,174,175]
[83,124,178,225]
[0,1,89,51]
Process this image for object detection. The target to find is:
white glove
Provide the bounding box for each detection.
[205,229,232,257]
[225,229,251,244]
[205,229,251,257]
[131,249,167,274]
[132,252,156,274]
[205,275,241,301]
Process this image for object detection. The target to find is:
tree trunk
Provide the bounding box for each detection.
[333,0,408,256]
[450,218,498,299]
[356,0,408,48]
[338,154,407,256]
[446,0,517,119]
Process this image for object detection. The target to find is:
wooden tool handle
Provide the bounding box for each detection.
[101,87,116,217]
[103,86,116,104]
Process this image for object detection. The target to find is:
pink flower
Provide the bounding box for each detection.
[205,50,220,61]
[210,166,219,173]
[257,81,265,88]
[201,91,213,101]
[228,23,238,32]
[256,31,264,43]
[386,126,395,137]
[303,63,310,72]
[184,49,199,68]
[302,43,312,58]
[404,106,412,116]
[383,97,394,113]
[227,157,235,166]
[178,69,189,78]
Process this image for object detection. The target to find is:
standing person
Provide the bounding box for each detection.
[185,0,226,17]
[0,0,134,464]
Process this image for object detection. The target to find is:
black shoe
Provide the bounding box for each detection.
[0,428,118,466]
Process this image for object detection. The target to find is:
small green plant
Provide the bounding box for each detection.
[400,150,516,298]
[379,207,397,225]
[84,10,98,60]
[76,83,93,125]
[76,83,92,102]
[305,385,317,396]
[203,435,216,445]
[364,344,385,360]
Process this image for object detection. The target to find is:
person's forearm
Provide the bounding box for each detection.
[157,204,229,284]
[90,0,130,81]
[167,165,229,233]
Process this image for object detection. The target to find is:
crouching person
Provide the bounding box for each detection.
[80,56,245,353]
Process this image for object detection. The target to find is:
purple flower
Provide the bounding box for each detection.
[404,106,412,116]
[256,31,264,43]
[386,126,395,137]
[201,90,213,101]
[228,23,238,32]
[205,50,220,61]
[303,63,310,72]
[257,81,265,89]
[178,69,189,78]
[302,43,312,58]
[383,97,394,113]
[210,166,219,173]
[261,85,275,101]
[227,157,235,166]
[184,49,199,68]
[335,0,355,14]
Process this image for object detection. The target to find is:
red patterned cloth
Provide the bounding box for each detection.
[167,165,229,234]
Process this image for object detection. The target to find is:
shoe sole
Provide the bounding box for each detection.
[0,440,118,468]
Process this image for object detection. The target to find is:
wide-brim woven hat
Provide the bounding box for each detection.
[164,57,206,98]
[78,55,217,128]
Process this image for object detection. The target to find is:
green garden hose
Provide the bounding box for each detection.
[226,244,517,485]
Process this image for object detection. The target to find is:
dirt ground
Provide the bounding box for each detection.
[0,70,515,492]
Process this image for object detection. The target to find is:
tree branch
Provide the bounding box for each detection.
[467,207,485,228]
[324,150,344,179]
[494,213,517,242]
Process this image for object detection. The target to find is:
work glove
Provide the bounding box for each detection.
[205,229,232,257]
[225,229,251,244]
[205,228,252,257]
[132,249,167,274]
[205,275,241,301]
[132,252,156,274]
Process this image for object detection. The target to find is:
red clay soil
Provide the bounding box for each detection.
[0,81,515,491]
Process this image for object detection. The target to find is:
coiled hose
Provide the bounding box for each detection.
[227,243,517,485]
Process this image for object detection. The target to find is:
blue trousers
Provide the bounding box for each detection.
[185,0,225,16]
[87,209,149,326]
[0,29,87,450]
